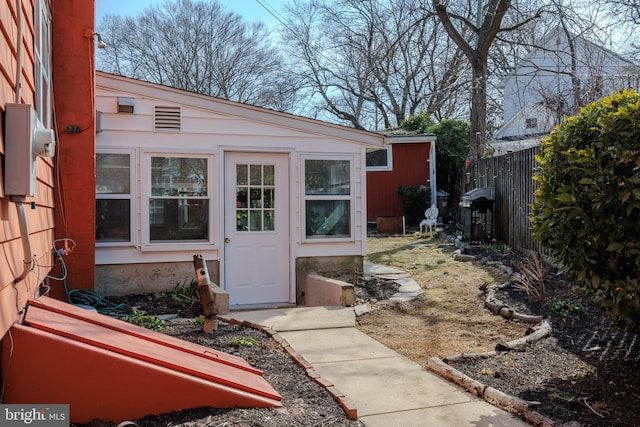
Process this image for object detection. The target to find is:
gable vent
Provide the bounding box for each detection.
[154,106,181,131]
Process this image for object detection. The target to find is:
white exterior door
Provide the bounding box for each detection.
[224,152,290,305]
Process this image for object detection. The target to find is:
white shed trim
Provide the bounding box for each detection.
[97,72,385,147]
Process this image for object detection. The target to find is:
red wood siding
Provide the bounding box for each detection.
[50,0,96,300]
[366,142,431,221]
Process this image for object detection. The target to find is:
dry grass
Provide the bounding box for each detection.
[357,234,526,362]
[512,252,548,303]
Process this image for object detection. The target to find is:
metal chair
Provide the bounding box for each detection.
[419,205,439,236]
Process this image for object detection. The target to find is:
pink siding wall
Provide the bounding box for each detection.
[0,0,56,338]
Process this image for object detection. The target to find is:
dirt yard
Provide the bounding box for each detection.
[358,234,640,427]
[357,235,526,363]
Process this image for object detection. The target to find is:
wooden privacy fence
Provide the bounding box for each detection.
[471,146,544,254]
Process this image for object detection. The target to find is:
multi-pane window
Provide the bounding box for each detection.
[149,156,209,241]
[235,163,275,232]
[96,153,132,242]
[304,159,351,238]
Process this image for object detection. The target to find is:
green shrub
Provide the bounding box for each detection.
[531,89,640,328]
[399,114,471,215]
[399,110,434,133]
[550,300,588,319]
[126,310,165,331]
[429,119,471,210]
[170,279,199,307]
[396,185,431,226]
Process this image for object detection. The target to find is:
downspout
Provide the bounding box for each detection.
[12,1,32,285]
[430,137,437,207]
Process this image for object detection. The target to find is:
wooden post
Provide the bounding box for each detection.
[192,254,229,334]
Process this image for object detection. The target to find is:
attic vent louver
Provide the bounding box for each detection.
[154,106,181,131]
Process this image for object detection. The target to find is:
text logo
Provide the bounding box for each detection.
[1,405,69,426]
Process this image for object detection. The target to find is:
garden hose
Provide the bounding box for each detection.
[56,249,132,316]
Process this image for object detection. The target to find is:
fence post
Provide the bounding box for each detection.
[192,254,229,334]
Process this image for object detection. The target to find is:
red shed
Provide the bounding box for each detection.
[366,134,437,224]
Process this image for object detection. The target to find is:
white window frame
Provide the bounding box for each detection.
[301,155,355,242]
[34,0,52,127]
[141,152,216,251]
[95,149,136,247]
[366,145,393,171]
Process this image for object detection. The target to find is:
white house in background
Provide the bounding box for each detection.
[492,26,640,154]
[95,72,386,307]
[489,103,552,156]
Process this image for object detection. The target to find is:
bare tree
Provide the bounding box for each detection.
[607,0,640,24]
[498,0,640,131]
[431,0,542,158]
[281,0,470,130]
[97,0,299,111]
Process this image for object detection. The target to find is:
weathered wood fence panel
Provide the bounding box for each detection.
[472,147,544,253]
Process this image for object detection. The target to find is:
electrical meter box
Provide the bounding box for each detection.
[4,103,56,197]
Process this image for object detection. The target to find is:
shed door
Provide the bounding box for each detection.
[224,152,290,305]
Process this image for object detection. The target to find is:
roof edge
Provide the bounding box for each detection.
[96,71,385,146]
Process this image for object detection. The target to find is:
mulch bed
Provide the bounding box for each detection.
[449,246,640,427]
[74,294,362,427]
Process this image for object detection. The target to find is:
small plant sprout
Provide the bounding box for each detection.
[126,309,165,331]
[231,337,258,347]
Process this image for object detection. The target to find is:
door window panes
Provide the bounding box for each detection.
[236,163,275,232]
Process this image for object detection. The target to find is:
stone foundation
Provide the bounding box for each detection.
[95,260,220,297]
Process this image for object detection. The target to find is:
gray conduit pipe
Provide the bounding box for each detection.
[12,196,33,284]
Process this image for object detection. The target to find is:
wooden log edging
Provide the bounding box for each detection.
[432,257,558,426]
[444,321,551,363]
[484,284,544,324]
[479,259,543,324]
[427,357,556,427]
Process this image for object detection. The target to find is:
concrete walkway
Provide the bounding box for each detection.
[220,306,531,427]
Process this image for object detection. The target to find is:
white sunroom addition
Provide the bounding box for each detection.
[94,72,386,307]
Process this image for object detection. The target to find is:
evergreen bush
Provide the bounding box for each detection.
[532,89,640,327]
[397,185,431,226]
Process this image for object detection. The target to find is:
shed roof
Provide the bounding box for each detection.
[96,72,385,147]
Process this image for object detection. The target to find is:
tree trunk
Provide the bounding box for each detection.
[469,56,488,159]
[433,0,518,161]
